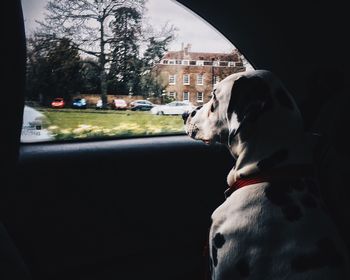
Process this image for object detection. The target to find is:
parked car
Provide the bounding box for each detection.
[130,100,155,111]
[51,97,65,109]
[112,99,128,110]
[150,101,194,115]
[71,98,87,109]
[21,105,54,142]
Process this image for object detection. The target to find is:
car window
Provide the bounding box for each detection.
[21,0,253,143]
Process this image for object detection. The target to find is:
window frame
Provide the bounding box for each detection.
[196,74,204,85]
[183,74,190,85]
[183,91,190,102]
[197,92,204,103]
[168,92,177,99]
[169,74,177,85]
[214,76,220,84]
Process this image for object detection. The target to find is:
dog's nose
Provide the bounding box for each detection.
[182,111,189,124]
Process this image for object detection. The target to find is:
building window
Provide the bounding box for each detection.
[189,60,196,65]
[169,92,177,99]
[197,74,204,85]
[168,60,175,65]
[213,61,220,66]
[228,61,235,67]
[214,76,220,84]
[196,60,204,66]
[176,60,182,65]
[197,92,203,102]
[162,60,168,64]
[182,60,189,65]
[204,61,213,66]
[183,92,190,102]
[183,74,190,85]
[169,74,176,85]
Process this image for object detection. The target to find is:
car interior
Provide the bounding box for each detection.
[2,0,350,279]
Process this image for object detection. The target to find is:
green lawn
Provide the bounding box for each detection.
[38,108,185,140]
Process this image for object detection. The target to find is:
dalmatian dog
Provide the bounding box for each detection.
[182,69,350,279]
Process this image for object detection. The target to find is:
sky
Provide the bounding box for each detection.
[21,0,236,53]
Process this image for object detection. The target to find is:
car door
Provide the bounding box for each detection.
[174,102,185,115]
[3,1,350,280]
[165,102,177,115]
[2,2,236,279]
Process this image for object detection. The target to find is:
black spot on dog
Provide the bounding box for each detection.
[212,246,218,267]
[213,233,225,248]
[219,128,229,144]
[228,75,272,123]
[301,194,318,208]
[235,258,250,277]
[265,183,303,222]
[228,128,239,144]
[291,237,344,272]
[265,183,292,206]
[190,129,197,138]
[215,120,224,127]
[190,110,197,117]
[274,87,294,110]
[210,104,215,112]
[257,149,288,171]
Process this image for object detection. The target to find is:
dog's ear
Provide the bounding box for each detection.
[227,75,273,139]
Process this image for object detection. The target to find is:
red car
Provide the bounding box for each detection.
[51,98,65,109]
[112,99,128,110]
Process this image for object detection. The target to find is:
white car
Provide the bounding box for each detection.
[21,105,54,143]
[150,101,194,115]
[95,99,103,109]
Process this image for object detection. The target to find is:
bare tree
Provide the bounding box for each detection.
[37,0,145,108]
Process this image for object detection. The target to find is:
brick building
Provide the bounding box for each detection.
[153,44,246,106]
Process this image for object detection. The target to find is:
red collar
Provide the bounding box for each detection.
[224,164,314,198]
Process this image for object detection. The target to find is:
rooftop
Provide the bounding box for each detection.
[162,43,240,61]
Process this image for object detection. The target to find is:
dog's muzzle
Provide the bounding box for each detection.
[185,123,199,139]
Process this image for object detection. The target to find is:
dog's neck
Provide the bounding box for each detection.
[226,113,314,187]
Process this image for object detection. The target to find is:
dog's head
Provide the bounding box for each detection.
[183,70,302,156]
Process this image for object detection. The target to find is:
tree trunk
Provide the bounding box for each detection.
[99,17,108,109]
[100,68,108,109]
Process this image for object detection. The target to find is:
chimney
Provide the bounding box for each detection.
[187,43,191,52]
[184,43,191,55]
